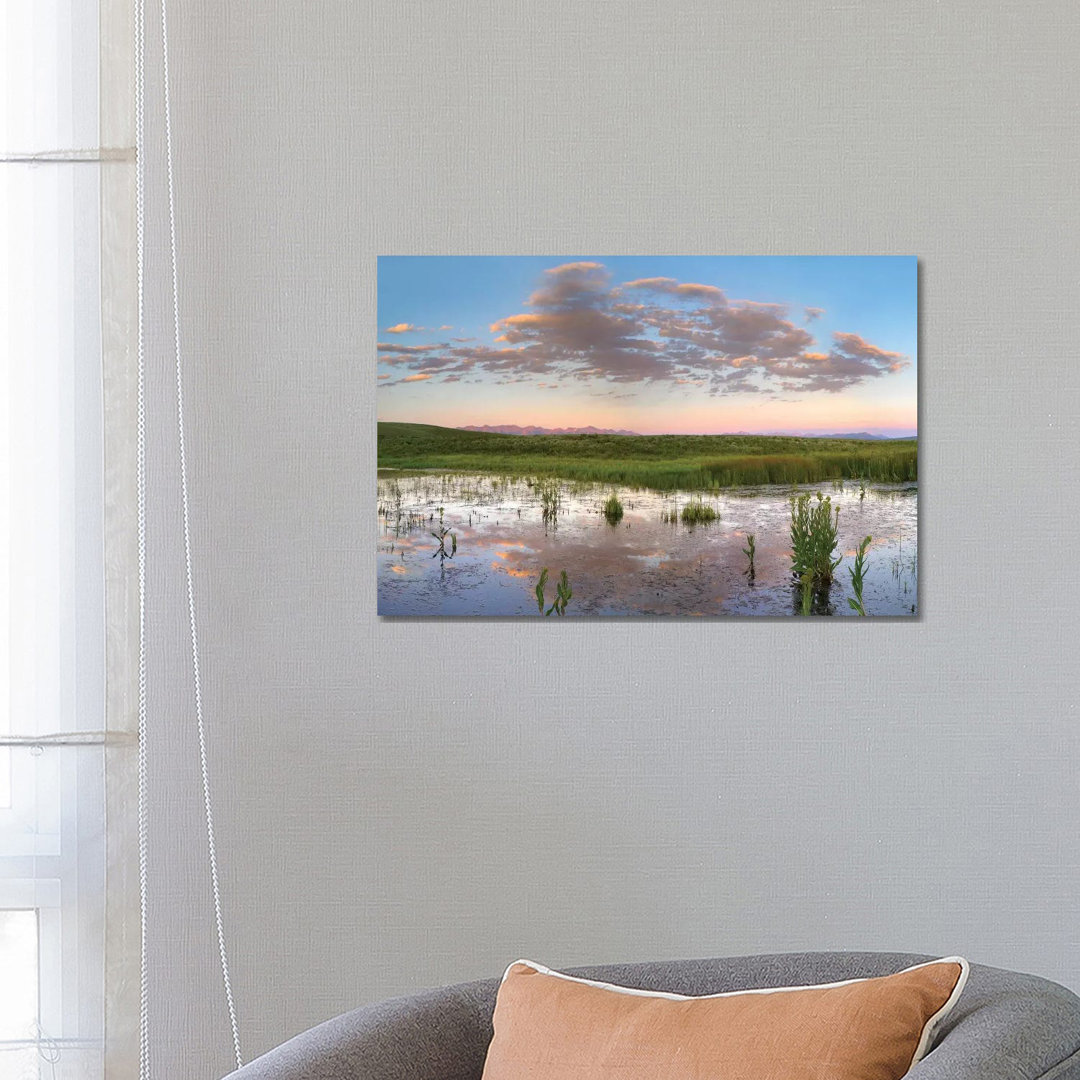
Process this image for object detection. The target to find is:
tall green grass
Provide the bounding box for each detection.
[681,499,719,525]
[536,478,562,526]
[378,423,917,491]
[602,493,624,524]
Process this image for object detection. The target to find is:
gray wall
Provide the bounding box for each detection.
[138,2,1080,1076]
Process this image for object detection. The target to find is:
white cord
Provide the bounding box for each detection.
[158,0,244,1068]
[133,0,151,1073]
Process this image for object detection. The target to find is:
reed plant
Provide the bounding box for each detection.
[537,479,562,527]
[789,492,841,588]
[848,535,871,615]
[602,493,624,524]
[742,533,756,578]
[534,568,548,613]
[430,526,456,560]
[681,499,719,525]
[535,568,572,616]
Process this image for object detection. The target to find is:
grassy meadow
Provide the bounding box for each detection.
[377,422,917,491]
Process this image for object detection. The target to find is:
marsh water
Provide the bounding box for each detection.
[377,472,917,617]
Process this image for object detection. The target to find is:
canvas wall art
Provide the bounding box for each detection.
[377,256,917,617]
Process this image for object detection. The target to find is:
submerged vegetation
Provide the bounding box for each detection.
[378,422,917,491]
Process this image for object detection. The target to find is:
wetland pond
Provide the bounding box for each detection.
[377,472,917,617]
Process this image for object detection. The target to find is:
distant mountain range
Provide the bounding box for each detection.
[458,424,912,440]
[823,432,891,440]
[733,430,905,440]
[460,424,641,436]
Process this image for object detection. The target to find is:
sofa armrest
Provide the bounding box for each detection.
[909,967,1080,1080]
[221,980,496,1080]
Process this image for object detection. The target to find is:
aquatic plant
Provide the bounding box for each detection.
[848,535,871,615]
[681,499,719,525]
[430,526,456,560]
[549,570,572,615]
[534,568,573,616]
[534,568,548,613]
[799,571,813,615]
[602,493,624,524]
[537,479,562,527]
[742,533,756,578]
[890,548,917,582]
[789,492,841,588]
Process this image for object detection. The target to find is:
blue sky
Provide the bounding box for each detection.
[377,256,917,435]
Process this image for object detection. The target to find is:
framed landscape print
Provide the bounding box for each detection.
[377,256,917,617]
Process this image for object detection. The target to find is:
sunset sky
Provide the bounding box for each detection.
[377,256,917,436]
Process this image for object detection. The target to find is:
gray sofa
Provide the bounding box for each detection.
[223,952,1080,1079]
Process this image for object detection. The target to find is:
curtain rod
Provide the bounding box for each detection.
[0,731,137,747]
[0,147,135,164]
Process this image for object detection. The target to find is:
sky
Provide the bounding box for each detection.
[377,256,917,436]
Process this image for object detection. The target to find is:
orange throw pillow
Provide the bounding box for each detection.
[481,957,968,1080]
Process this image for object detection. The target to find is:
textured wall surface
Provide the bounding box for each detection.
[136,2,1080,1076]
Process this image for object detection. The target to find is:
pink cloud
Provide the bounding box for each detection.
[622,277,727,304]
[376,263,909,396]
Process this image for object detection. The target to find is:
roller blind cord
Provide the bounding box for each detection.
[135,0,244,1072]
[134,0,150,1075]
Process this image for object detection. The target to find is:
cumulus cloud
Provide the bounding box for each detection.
[832,331,909,372]
[384,323,418,334]
[525,261,611,309]
[376,261,909,396]
[763,332,910,393]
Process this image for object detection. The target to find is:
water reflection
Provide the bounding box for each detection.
[377,473,917,617]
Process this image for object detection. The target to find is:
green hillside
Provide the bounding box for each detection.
[377,421,917,490]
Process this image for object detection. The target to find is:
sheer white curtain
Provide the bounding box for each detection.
[1,2,137,1078]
